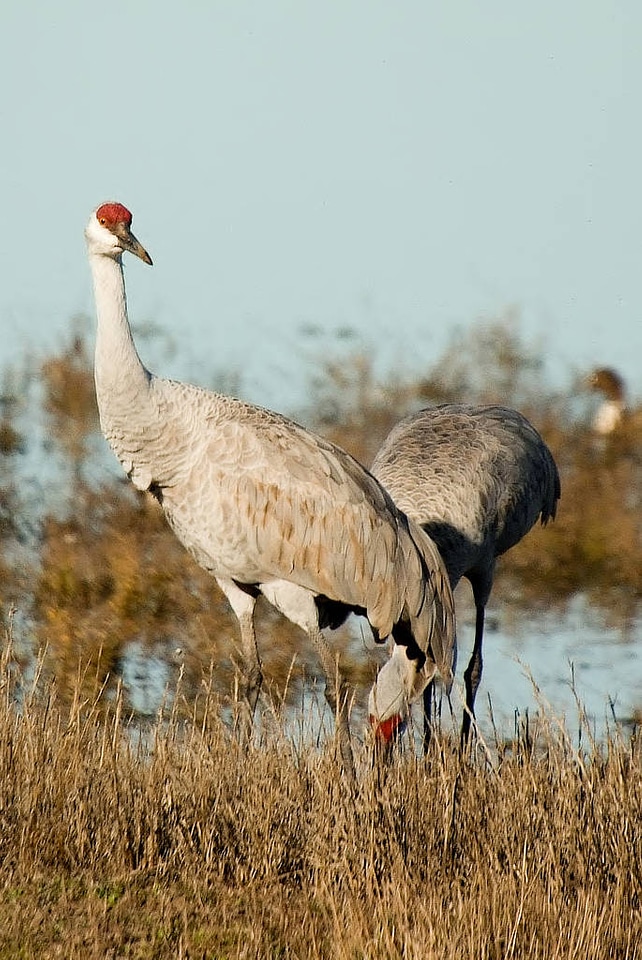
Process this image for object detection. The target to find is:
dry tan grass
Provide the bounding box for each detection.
[0,634,640,959]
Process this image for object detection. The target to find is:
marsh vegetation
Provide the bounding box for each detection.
[1,314,641,956]
[1,313,640,707]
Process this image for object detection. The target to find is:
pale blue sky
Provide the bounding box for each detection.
[1,1,640,410]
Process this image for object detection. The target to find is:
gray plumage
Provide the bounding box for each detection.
[85,202,456,778]
[371,403,560,745]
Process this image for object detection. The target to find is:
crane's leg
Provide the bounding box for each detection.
[217,579,263,735]
[422,680,434,753]
[461,604,484,747]
[261,580,356,785]
[308,623,356,784]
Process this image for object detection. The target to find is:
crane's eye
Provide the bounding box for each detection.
[99,217,106,225]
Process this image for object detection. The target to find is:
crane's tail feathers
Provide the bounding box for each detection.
[360,510,456,691]
[400,517,457,692]
[367,515,456,742]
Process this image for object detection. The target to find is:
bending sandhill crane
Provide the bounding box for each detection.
[85,201,456,778]
[370,404,560,748]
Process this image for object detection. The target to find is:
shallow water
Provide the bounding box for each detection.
[474,594,641,739]
[117,591,642,750]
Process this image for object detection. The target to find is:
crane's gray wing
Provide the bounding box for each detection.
[372,403,560,559]
[156,385,454,671]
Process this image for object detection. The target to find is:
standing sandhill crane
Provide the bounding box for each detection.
[85,201,456,779]
[370,404,560,748]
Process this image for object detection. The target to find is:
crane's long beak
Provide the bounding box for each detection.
[124,230,153,266]
[114,222,153,265]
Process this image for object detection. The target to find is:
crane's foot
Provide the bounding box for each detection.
[459,709,477,757]
[232,666,263,746]
[325,682,357,787]
[338,733,357,788]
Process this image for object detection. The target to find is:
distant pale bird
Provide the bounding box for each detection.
[371,404,560,747]
[85,201,456,779]
[587,367,627,436]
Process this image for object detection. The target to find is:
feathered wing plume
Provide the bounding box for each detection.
[368,515,456,737]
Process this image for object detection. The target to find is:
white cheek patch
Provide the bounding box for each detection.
[368,644,438,723]
[368,645,413,723]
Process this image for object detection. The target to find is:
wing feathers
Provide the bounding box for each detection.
[150,382,455,687]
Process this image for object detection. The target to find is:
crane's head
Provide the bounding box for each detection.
[85,202,153,265]
[368,664,410,757]
[368,644,437,747]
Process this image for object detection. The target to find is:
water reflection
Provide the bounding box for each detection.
[119,639,173,717]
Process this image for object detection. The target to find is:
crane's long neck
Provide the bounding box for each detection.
[89,252,151,417]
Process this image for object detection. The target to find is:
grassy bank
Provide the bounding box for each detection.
[0,642,640,959]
